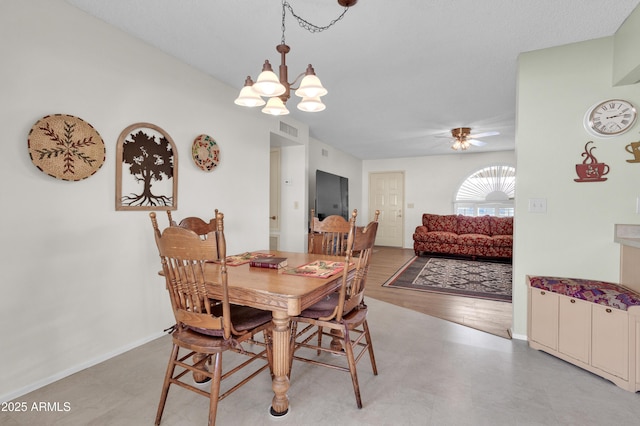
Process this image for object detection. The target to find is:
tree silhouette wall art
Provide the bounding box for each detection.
[116,123,178,211]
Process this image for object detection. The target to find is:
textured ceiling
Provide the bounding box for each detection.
[66,0,640,159]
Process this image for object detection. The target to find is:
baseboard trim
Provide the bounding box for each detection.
[0,331,166,403]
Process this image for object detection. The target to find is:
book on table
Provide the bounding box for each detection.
[249,257,288,269]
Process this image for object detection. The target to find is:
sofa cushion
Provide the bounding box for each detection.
[490,234,513,247]
[419,231,459,244]
[457,233,493,247]
[423,214,458,233]
[490,216,513,236]
[457,215,491,236]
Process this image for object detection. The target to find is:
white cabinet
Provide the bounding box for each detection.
[558,296,591,364]
[529,288,558,350]
[529,289,591,364]
[592,304,629,380]
[528,277,640,392]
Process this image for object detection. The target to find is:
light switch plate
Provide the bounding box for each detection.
[528,198,547,213]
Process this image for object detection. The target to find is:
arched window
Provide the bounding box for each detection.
[454,165,515,217]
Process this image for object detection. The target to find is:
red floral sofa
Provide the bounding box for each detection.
[413,213,513,259]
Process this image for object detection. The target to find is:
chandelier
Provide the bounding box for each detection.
[234,0,357,116]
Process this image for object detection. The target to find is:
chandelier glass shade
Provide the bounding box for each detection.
[233,77,266,107]
[297,96,326,112]
[262,96,290,116]
[252,60,286,97]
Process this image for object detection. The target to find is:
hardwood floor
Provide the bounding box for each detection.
[366,246,513,339]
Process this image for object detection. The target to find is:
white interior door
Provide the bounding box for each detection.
[269,149,281,250]
[369,171,404,247]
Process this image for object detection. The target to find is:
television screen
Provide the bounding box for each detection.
[315,170,349,220]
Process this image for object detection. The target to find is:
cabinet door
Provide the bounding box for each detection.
[558,296,591,363]
[592,305,629,380]
[530,288,558,350]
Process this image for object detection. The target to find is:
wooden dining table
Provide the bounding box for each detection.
[200,250,351,417]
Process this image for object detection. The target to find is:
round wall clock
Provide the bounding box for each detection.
[192,134,220,171]
[584,99,637,137]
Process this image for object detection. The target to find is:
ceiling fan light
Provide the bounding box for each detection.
[253,60,286,97]
[234,78,266,107]
[295,67,327,98]
[262,97,290,116]
[297,96,326,112]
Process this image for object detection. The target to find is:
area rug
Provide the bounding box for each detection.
[382,256,512,302]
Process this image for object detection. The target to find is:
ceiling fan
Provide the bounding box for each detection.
[438,127,500,151]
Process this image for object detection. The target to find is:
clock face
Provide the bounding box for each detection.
[585,99,637,137]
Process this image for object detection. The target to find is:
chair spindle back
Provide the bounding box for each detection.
[334,210,379,321]
[309,208,353,256]
[150,211,232,339]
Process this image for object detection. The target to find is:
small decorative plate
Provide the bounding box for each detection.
[192,134,220,172]
[28,114,105,181]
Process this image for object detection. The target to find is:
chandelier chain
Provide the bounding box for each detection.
[281,0,350,44]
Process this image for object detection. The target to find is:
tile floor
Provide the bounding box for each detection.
[2,297,640,425]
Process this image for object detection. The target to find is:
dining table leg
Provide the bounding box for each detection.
[269,310,291,417]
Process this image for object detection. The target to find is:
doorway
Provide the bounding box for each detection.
[368,171,404,247]
[269,148,281,250]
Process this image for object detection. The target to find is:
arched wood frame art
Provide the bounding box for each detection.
[115,122,178,211]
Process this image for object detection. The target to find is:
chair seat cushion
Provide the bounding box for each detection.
[298,292,340,318]
[190,304,272,336]
[172,326,232,351]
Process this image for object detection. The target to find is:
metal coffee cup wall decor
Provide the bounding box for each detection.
[27,114,106,181]
[625,141,640,163]
[574,141,609,183]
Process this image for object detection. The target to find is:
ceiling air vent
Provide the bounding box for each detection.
[279,121,298,138]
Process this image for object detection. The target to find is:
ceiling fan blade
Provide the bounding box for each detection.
[468,131,499,139]
[468,139,487,146]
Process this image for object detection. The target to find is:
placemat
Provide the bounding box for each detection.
[284,260,348,278]
[225,252,274,266]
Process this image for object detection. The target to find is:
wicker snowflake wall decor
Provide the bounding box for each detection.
[27,114,106,181]
[115,122,178,211]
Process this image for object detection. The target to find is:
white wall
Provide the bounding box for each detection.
[515,34,640,337]
[0,0,279,401]
[362,151,517,248]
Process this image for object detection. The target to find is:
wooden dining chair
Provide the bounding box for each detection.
[289,210,380,409]
[309,208,353,255]
[167,209,219,237]
[149,212,272,426]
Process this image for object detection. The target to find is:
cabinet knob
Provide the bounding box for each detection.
[570,299,576,303]
[606,308,612,313]
[540,291,546,295]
